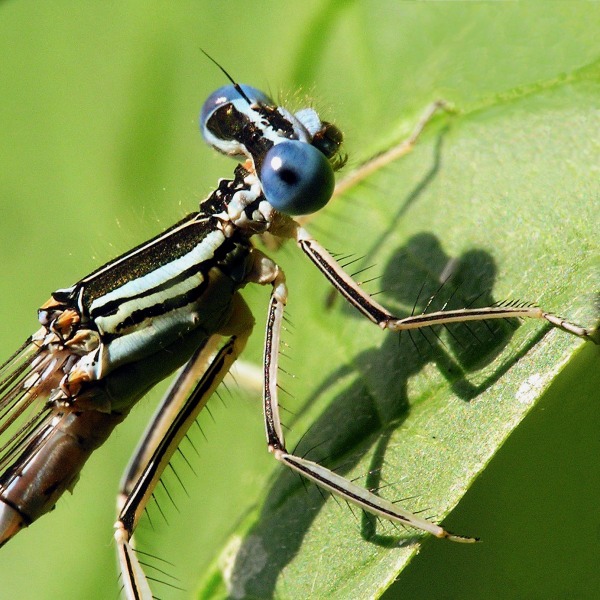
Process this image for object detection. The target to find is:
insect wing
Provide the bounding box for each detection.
[0,334,49,473]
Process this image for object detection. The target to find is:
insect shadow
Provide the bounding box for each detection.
[225,227,547,598]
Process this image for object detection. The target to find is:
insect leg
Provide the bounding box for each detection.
[261,265,477,543]
[287,100,451,238]
[333,100,451,198]
[115,293,254,600]
[294,226,597,342]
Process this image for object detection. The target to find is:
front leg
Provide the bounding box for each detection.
[260,260,477,543]
[294,226,597,342]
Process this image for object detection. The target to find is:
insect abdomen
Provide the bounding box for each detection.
[0,407,126,546]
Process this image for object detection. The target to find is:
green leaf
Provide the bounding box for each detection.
[0,3,598,600]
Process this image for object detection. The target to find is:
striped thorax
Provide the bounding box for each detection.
[0,83,344,544]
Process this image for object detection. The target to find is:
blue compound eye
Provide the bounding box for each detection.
[260,140,335,216]
[200,84,272,132]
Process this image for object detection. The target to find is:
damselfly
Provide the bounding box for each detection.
[0,64,596,599]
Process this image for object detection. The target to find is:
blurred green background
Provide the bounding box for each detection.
[0,2,599,599]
